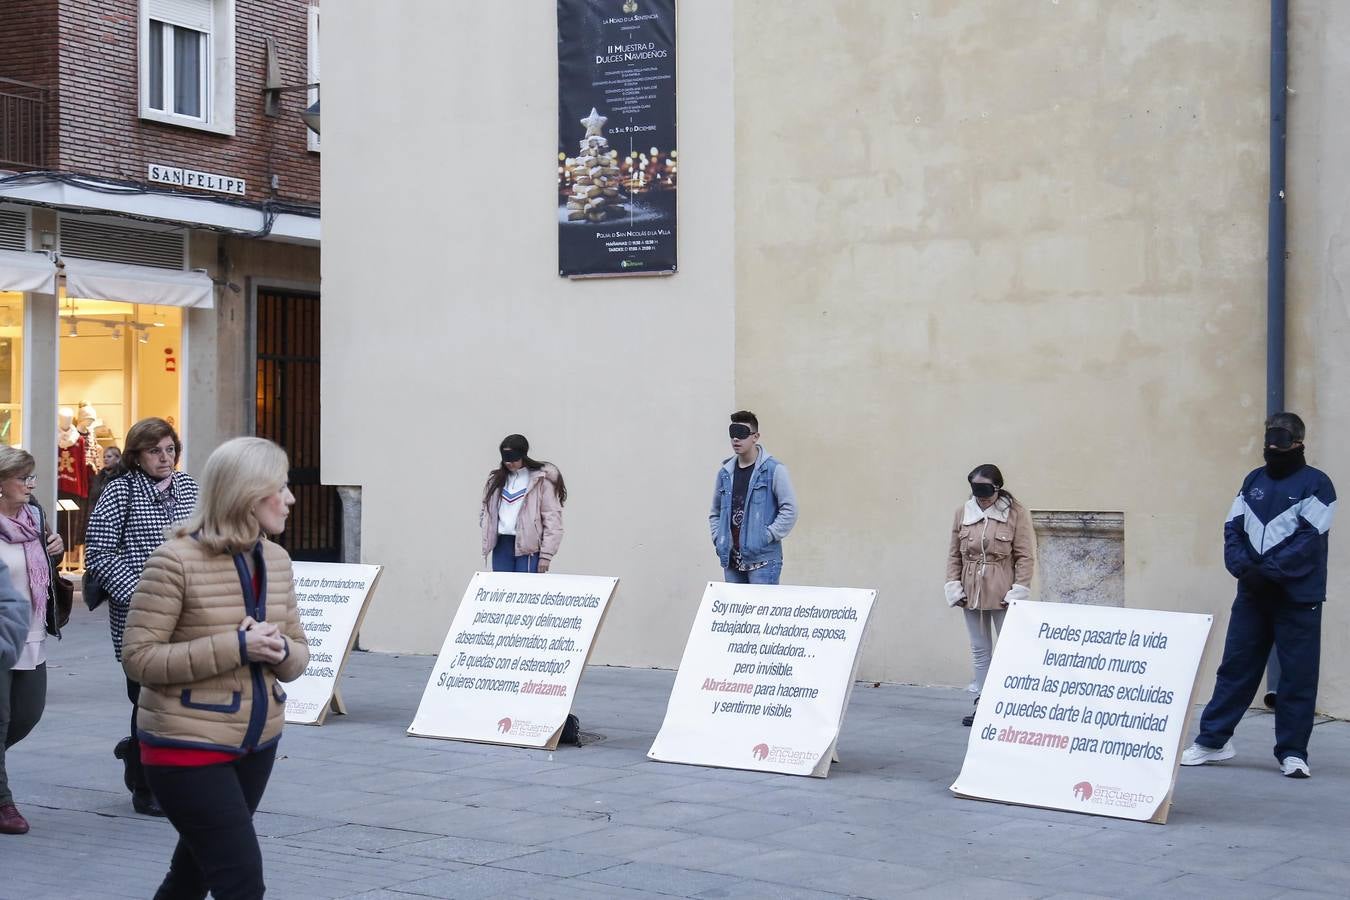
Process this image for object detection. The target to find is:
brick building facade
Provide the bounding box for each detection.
[0,0,338,562]
[2,0,317,202]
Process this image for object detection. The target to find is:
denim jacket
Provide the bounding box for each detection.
[709,446,798,568]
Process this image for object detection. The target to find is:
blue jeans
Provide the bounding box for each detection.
[724,560,782,585]
[491,536,539,573]
[1196,589,1321,762]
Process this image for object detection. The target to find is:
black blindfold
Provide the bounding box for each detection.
[1265,427,1295,450]
[729,424,754,440]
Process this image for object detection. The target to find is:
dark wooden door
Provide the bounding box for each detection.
[255,288,340,561]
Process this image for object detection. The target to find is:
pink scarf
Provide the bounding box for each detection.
[0,505,51,626]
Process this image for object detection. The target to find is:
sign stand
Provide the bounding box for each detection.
[408,572,619,749]
[648,582,877,778]
[950,600,1212,823]
[283,563,382,726]
[56,499,79,573]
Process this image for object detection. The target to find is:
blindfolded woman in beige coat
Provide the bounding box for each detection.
[944,464,1035,727]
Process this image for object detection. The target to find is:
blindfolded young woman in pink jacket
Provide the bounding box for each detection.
[480,434,566,573]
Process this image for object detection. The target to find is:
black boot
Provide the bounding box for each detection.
[115,736,165,817]
[132,789,165,817]
[113,736,135,792]
[962,697,979,727]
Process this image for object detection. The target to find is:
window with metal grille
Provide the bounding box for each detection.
[0,207,27,252]
[58,217,186,270]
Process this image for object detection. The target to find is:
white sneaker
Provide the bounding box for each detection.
[1280,757,1310,778]
[1180,742,1236,766]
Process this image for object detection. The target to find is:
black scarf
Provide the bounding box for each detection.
[1263,446,1306,481]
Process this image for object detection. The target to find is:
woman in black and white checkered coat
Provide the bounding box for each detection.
[85,418,198,816]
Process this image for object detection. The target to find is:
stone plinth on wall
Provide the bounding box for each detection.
[1031,511,1125,607]
[337,486,362,565]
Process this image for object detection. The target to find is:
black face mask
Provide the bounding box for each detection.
[729,424,754,440]
[971,482,998,499]
[500,448,524,464]
[1263,445,1306,480]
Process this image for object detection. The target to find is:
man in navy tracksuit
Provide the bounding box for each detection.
[1181,412,1336,778]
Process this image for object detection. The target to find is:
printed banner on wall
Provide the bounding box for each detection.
[648,583,876,777]
[557,0,677,278]
[284,562,382,726]
[950,601,1212,823]
[408,572,619,750]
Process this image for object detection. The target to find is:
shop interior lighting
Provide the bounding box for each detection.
[55,296,176,339]
[59,318,165,339]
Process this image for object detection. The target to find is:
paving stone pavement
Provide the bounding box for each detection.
[2,604,1346,899]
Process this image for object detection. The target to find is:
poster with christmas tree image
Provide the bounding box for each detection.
[557,0,676,277]
[562,108,630,224]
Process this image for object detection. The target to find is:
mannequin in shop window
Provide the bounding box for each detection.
[77,404,105,474]
[56,408,94,567]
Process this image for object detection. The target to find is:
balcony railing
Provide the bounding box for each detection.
[0,77,49,170]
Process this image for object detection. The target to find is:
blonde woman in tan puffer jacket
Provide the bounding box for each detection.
[123,437,309,900]
[944,463,1036,727]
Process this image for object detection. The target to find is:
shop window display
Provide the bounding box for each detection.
[0,293,23,448]
[58,297,182,569]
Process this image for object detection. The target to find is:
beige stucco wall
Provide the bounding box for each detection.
[733,1,1345,715]
[1289,2,1350,715]
[322,1,1348,716]
[321,3,735,663]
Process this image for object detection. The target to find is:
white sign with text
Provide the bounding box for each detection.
[951,600,1212,823]
[283,562,381,726]
[648,582,876,777]
[147,163,246,195]
[408,572,618,750]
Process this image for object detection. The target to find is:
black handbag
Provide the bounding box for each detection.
[32,501,73,631]
[561,713,582,747]
[51,571,73,630]
[80,482,132,611]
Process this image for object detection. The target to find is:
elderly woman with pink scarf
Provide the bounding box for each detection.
[0,446,65,836]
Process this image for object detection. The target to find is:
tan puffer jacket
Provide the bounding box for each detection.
[122,536,309,753]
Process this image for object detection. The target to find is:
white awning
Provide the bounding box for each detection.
[0,177,319,245]
[62,257,214,308]
[0,248,57,293]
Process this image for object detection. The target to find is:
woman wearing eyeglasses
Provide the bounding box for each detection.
[944,464,1036,727]
[0,446,65,835]
[85,418,199,816]
[480,434,566,573]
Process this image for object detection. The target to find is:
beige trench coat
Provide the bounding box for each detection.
[945,497,1036,610]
